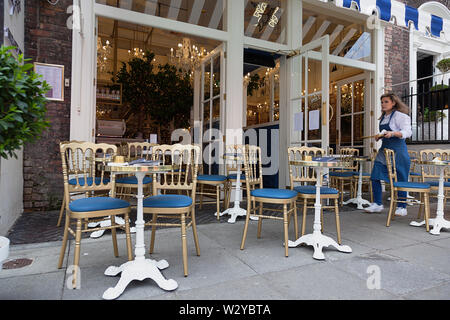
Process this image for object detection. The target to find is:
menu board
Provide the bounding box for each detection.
[34,62,64,101]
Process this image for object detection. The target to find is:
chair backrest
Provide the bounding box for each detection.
[60,142,118,209]
[419,149,450,180]
[288,146,326,187]
[340,147,359,171]
[125,142,159,161]
[408,150,418,172]
[225,144,246,178]
[384,148,397,186]
[151,144,200,197]
[243,145,263,191]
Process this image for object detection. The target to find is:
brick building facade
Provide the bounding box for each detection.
[23,0,72,211]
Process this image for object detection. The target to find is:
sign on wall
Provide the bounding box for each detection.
[34,62,65,102]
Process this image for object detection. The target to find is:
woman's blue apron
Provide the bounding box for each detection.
[371,111,410,183]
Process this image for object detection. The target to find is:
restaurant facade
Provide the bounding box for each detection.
[0,0,449,235]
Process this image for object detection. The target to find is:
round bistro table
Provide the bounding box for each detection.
[342,156,373,209]
[288,158,353,260]
[102,163,178,300]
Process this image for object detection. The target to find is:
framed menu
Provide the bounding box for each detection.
[34,62,64,102]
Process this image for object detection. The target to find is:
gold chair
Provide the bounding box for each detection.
[143,144,201,276]
[196,146,229,221]
[384,148,431,230]
[240,145,298,257]
[288,146,343,244]
[329,147,359,205]
[58,142,133,288]
[408,150,422,182]
[115,142,158,200]
[417,149,450,219]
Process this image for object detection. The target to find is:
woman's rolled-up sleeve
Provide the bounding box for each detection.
[395,112,412,139]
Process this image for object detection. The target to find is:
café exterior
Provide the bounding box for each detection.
[0,0,449,234]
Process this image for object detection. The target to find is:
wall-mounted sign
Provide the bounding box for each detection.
[34,62,65,102]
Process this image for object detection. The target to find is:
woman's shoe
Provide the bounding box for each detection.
[364,203,384,213]
[394,207,407,216]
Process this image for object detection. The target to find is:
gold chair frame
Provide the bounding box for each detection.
[58,142,133,288]
[330,147,359,205]
[240,145,298,257]
[288,146,343,244]
[384,148,430,230]
[143,144,201,277]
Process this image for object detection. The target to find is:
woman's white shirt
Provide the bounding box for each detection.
[380,111,412,139]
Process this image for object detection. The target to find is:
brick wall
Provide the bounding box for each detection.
[23,0,72,211]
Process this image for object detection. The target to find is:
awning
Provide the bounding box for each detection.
[332,0,450,41]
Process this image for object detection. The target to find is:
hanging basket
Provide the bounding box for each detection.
[0,237,10,270]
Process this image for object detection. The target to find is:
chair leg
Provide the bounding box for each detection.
[57,197,65,227]
[216,185,221,221]
[257,202,263,239]
[72,219,82,289]
[191,207,200,256]
[293,200,299,239]
[334,198,341,245]
[58,212,70,269]
[149,214,158,254]
[302,199,307,236]
[424,193,430,232]
[283,204,289,257]
[240,198,252,250]
[124,212,133,261]
[199,184,204,210]
[181,213,188,277]
[386,190,395,227]
[417,193,424,220]
[340,180,344,206]
[370,182,373,203]
[111,215,119,258]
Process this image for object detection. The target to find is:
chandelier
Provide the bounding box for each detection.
[97,37,112,72]
[128,47,145,59]
[170,38,208,72]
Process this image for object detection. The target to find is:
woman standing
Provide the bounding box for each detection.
[365,93,412,216]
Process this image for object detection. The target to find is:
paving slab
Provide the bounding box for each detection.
[329,252,450,296]
[404,280,450,300]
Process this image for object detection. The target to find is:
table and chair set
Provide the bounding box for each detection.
[55,140,449,299]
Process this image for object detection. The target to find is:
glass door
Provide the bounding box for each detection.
[290,36,330,150]
[200,44,225,175]
[337,74,367,154]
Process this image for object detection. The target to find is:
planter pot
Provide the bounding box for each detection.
[0,237,10,270]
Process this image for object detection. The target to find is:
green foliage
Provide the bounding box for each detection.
[430,84,449,91]
[247,74,266,97]
[436,58,450,73]
[0,46,50,159]
[424,108,446,122]
[113,51,193,134]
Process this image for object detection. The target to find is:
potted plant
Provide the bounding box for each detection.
[0,45,50,257]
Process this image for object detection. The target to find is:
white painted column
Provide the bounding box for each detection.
[71,0,96,142]
[410,29,418,141]
[373,24,385,145]
[224,0,244,146]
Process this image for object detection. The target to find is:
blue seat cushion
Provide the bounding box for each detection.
[352,172,371,177]
[251,188,298,199]
[410,172,422,176]
[116,176,153,185]
[69,177,110,186]
[227,174,246,180]
[69,197,130,212]
[329,172,356,178]
[393,182,430,189]
[143,195,193,208]
[197,175,227,182]
[294,185,339,195]
[426,181,450,188]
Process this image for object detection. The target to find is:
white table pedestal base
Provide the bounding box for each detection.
[343,197,371,210]
[103,258,177,300]
[288,232,352,260]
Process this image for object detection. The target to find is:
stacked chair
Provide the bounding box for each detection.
[58,141,133,288]
[143,144,201,276]
[240,145,298,257]
[288,146,343,244]
[384,148,431,230]
[329,147,359,205]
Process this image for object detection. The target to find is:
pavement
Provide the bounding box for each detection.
[1,197,450,301]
